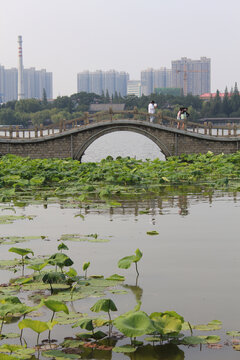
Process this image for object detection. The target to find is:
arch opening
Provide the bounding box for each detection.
[80,131,166,163]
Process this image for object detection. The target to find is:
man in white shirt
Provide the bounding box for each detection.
[148,100,157,123]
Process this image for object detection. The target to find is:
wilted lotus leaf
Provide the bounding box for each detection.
[150,312,183,335]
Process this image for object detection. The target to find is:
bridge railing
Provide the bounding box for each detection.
[0,109,240,139]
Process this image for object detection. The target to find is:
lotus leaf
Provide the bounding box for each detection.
[83,262,90,272]
[227,331,240,337]
[57,242,69,251]
[182,336,206,345]
[150,312,182,335]
[72,318,94,331]
[18,319,49,334]
[118,248,142,269]
[113,345,136,353]
[114,311,155,337]
[43,299,69,314]
[193,320,222,331]
[198,335,221,343]
[41,349,80,358]
[90,299,117,313]
[146,231,159,235]
[48,253,73,268]
[55,312,87,325]
[8,247,34,257]
[106,274,125,281]
[60,339,84,348]
[42,272,66,284]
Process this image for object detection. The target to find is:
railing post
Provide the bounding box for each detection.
[84,112,89,125]
[227,123,231,136]
[133,106,138,120]
[183,118,187,130]
[9,126,13,139]
[208,122,212,136]
[40,124,43,137]
[35,126,38,138]
[233,124,237,136]
[204,121,207,135]
[109,107,113,121]
[59,120,63,133]
[16,125,19,138]
[63,120,66,131]
[216,128,219,136]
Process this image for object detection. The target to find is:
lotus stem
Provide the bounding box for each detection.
[188,321,193,336]
[135,262,139,277]
[0,317,4,335]
[37,333,40,347]
[108,311,112,338]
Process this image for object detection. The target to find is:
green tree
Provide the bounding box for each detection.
[210,90,222,116]
[230,82,240,112]
[222,87,231,116]
[15,99,42,113]
[105,90,110,103]
[42,88,48,107]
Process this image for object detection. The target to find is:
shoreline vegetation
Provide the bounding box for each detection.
[0,152,239,205]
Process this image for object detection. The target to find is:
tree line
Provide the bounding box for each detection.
[0,84,240,126]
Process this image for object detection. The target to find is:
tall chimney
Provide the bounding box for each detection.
[17,35,24,100]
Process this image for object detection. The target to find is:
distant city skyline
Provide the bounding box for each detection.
[1,0,239,98]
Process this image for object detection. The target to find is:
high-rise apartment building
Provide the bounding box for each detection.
[171,57,211,96]
[127,80,142,97]
[0,65,53,103]
[141,68,172,95]
[77,70,129,97]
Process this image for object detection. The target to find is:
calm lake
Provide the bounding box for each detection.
[1,132,240,359]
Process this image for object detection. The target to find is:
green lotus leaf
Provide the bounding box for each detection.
[0,303,29,317]
[106,274,125,281]
[18,319,49,334]
[0,296,22,304]
[113,345,136,353]
[83,262,90,271]
[150,312,182,335]
[118,255,136,269]
[66,267,77,277]
[48,253,73,268]
[92,330,107,339]
[227,331,240,337]
[93,317,108,327]
[134,248,143,262]
[57,242,69,251]
[42,272,66,284]
[114,311,155,337]
[0,344,23,353]
[43,299,69,314]
[145,336,161,342]
[193,320,222,331]
[163,311,184,324]
[198,335,221,343]
[41,349,80,358]
[90,299,117,313]
[60,339,84,348]
[0,354,18,360]
[55,312,87,325]
[28,262,48,272]
[46,320,58,331]
[72,318,94,331]
[8,247,34,257]
[182,336,206,345]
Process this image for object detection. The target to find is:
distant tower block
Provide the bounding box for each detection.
[17,35,24,100]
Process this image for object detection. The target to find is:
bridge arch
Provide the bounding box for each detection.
[73,125,172,161]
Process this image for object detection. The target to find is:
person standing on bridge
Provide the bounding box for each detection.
[148,100,157,123]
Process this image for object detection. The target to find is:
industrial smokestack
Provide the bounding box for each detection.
[17,35,24,100]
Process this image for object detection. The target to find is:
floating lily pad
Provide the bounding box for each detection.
[182,336,206,345]
[60,234,110,243]
[198,335,221,344]
[146,231,159,235]
[227,331,240,337]
[42,349,80,358]
[112,345,136,353]
[55,312,87,325]
[193,320,222,331]
[0,236,41,245]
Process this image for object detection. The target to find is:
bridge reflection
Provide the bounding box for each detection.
[66,189,238,219]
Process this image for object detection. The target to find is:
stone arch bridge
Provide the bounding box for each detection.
[0,110,240,160]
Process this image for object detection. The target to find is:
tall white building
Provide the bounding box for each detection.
[171,57,211,96]
[0,65,53,103]
[77,70,129,97]
[141,68,172,95]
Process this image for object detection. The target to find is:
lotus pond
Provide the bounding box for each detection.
[0,154,240,359]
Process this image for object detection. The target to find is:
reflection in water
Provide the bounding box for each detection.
[127,344,184,360]
[74,188,234,219]
[124,284,143,303]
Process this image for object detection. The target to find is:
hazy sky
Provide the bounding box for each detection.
[0,0,239,97]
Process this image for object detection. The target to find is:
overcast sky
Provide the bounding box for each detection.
[0,0,238,98]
